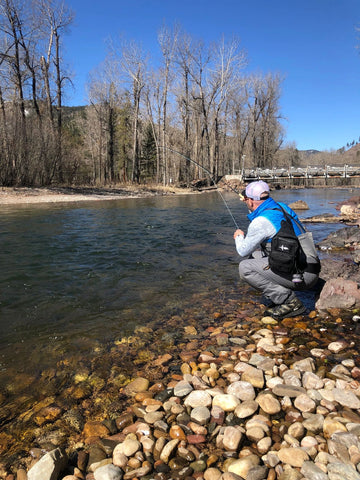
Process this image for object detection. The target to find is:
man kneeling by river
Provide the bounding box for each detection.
[233,180,320,319]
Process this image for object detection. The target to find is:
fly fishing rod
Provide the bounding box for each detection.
[162,147,241,229]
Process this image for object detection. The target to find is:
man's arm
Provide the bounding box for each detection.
[234,216,276,257]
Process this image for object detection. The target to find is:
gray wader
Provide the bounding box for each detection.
[238,251,319,305]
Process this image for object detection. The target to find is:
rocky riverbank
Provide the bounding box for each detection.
[15,309,360,480]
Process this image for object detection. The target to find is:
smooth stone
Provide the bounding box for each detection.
[246,465,269,480]
[123,462,151,480]
[184,390,212,408]
[332,388,360,409]
[302,414,325,434]
[302,372,324,390]
[261,316,278,325]
[235,400,259,419]
[327,462,360,480]
[227,381,256,401]
[223,426,242,451]
[169,425,187,440]
[246,427,265,442]
[211,405,226,425]
[144,411,165,424]
[27,448,68,480]
[287,422,305,439]
[227,454,260,477]
[190,459,207,472]
[123,377,149,395]
[323,417,348,438]
[282,370,302,386]
[256,393,281,414]
[293,394,316,413]
[300,461,330,480]
[190,406,211,425]
[257,436,272,454]
[327,340,348,353]
[160,438,180,463]
[174,380,193,397]
[212,394,240,412]
[241,366,265,389]
[168,456,189,470]
[112,450,128,469]
[204,467,222,480]
[291,357,315,372]
[113,438,140,457]
[94,464,123,480]
[277,447,309,467]
[272,384,306,397]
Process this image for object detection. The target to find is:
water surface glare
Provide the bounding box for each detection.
[0,188,355,379]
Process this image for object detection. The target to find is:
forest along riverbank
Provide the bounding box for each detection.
[2,188,360,479]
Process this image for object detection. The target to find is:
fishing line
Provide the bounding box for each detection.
[162,147,241,229]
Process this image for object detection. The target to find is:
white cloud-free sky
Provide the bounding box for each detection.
[63,0,360,151]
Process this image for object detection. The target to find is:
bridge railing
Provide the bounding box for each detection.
[241,164,360,180]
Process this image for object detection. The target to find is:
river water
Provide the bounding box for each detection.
[0,188,355,396]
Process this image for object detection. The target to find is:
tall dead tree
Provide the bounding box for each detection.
[119,40,147,183]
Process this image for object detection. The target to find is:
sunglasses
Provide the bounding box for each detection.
[239,190,250,201]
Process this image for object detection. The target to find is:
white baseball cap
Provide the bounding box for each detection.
[244,180,270,200]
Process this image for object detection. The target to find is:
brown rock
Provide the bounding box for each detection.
[82,421,110,438]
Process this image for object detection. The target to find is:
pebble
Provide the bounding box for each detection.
[276,447,309,467]
[226,380,256,400]
[227,454,260,477]
[212,394,240,411]
[256,393,281,414]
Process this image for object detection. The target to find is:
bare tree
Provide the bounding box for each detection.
[116,39,147,183]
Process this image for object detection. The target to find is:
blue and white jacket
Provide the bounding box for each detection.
[235,197,303,258]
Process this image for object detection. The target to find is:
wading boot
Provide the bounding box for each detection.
[264,297,306,320]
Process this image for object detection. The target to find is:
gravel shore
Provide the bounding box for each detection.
[0,186,195,205]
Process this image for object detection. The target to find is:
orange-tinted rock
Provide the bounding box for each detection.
[82,421,110,439]
[169,425,187,440]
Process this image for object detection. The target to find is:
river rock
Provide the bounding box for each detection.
[332,388,360,408]
[277,447,309,467]
[184,390,212,408]
[234,400,259,419]
[226,380,256,401]
[289,200,309,210]
[227,454,260,477]
[256,393,281,414]
[190,406,211,425]
[327,462,360,480]
[113,438,140,457]
[329,341,349,354]
[223,426,242,451]
[272,384,306,397]
[123,377,150,395]
[174,380,193,397]
[94,464,123,480]
[293,393,316,412]
[316,278,360,311]
[212,394,240,411]
[27,448,68,480]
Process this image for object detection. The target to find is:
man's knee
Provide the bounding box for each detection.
[239,259,253,280]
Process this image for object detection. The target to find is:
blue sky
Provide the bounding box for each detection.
[63,0,360,152]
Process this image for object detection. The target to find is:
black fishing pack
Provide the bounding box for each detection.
[263,205,308,278]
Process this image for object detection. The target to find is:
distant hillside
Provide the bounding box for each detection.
[300,149,321,156]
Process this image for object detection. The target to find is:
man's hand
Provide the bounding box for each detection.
[233,229,244,239]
